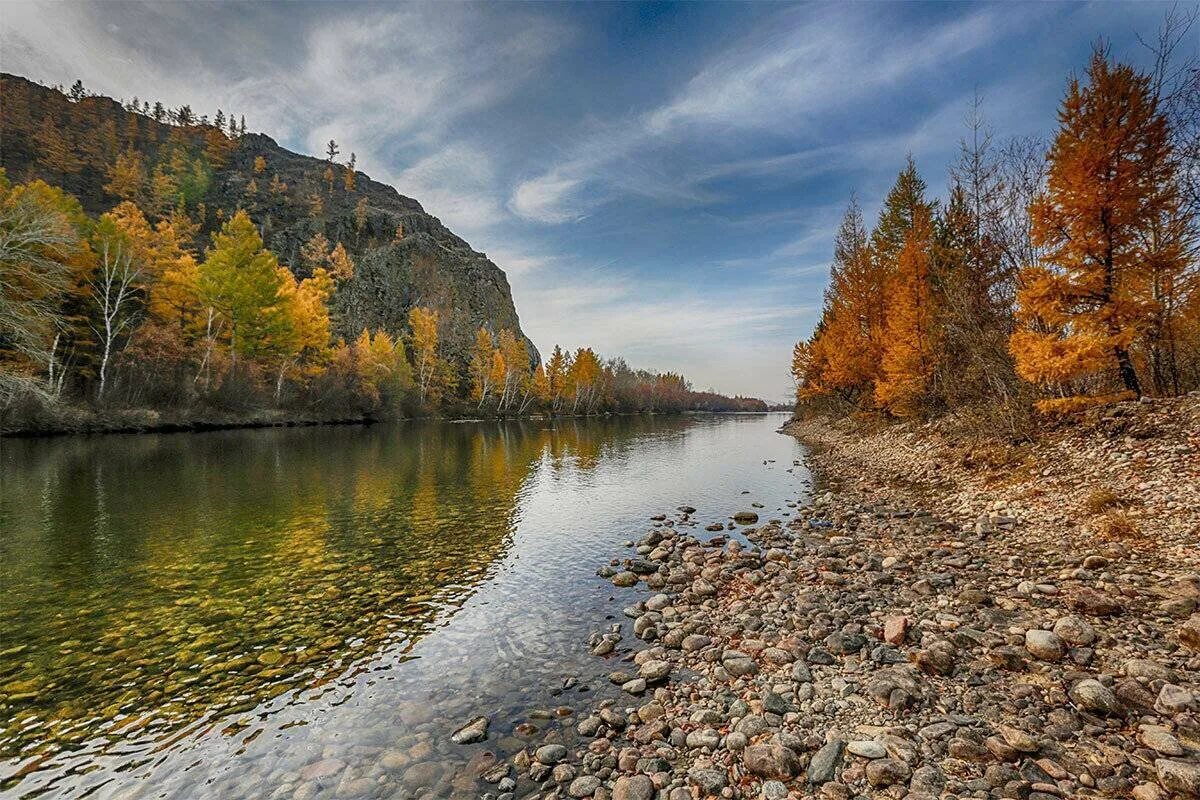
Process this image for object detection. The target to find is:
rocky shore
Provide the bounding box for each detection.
[476,396,1200,800]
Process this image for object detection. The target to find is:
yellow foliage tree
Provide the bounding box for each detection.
[408,306,441,405]
[328,242,354,281]
[105,148,148,207]
[469,327,496,406]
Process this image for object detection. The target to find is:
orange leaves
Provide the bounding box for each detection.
[1009,329,1111,386]
[875,208,938,417]
[1011,46,1183,404]
[795,178,939,417]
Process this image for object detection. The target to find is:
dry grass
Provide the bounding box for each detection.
[1095,510,1142,540]
[1083,486,1129,515]
[959,441,1023,472]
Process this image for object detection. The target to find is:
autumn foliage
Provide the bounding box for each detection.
[793,44,1200,422]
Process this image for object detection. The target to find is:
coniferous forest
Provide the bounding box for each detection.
[792,43,1200,429]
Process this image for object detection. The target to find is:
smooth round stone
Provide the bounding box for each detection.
[535,744,568,765]
[1025,629,1065,661]
[846,740,887,759]
[638,660,671,681]
[568,775,601,798]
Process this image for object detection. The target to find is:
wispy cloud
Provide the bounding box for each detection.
[508,5,1017,226]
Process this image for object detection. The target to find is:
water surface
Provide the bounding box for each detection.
[0,413,808,799]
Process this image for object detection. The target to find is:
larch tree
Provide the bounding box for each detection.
[488,349,506,409]
[821,199,883,401]
[354,197,369,239]
[875,207,939,417]
[105,148,149,207]
[871,156,934,274]
[35,117,82,183]
[568,347,602,412]
[497,329,528,411]
[532,362,550,407]
[546,344,568,413]
[272,266,334,400]
[328,242,354,281]
[300,232,331,273]
[197,209,291,367]
[1011,48,1179,408]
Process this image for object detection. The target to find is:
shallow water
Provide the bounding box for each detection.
[0,412,809,799]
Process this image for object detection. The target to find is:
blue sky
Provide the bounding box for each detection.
[0,1,1187,400]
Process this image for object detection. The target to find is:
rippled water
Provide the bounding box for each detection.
[0,413,808,799]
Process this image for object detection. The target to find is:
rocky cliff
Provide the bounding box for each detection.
[0,73,536,367]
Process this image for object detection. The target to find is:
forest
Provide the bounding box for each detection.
[792,39,1200,430]
[0,77,766,432]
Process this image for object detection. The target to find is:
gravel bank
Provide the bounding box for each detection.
[473,396,1199,800]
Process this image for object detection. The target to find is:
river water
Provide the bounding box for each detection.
[0,413,808,799]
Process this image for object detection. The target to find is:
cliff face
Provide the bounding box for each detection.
[0,73,536,366]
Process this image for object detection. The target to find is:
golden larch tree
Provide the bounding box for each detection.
[1011,49,1179,408]
[875,207,938,416]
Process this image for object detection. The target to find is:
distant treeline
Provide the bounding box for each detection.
[793,25,1200,429]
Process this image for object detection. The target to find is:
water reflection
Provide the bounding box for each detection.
[0,414,806,799]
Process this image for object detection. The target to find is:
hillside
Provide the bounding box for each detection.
[0,73,535,367]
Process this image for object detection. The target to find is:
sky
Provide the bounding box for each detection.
[0,1,1188,401]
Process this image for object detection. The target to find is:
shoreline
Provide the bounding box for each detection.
[0,407,790,440]
[478,397,1200,800]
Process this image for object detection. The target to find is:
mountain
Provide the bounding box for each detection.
[0,73,536,367]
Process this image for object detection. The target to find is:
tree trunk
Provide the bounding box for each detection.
[1115,345,1142,395]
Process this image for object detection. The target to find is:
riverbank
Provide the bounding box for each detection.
[0,405,774,438]
[0,405,380,438]
[484,396,1200,799]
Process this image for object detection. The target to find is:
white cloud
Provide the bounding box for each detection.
[509,173,586,224]
[392,143,506,234]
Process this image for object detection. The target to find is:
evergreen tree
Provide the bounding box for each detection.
[197,209,291,362]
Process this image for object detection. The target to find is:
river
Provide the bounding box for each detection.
[0,413,808,799]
